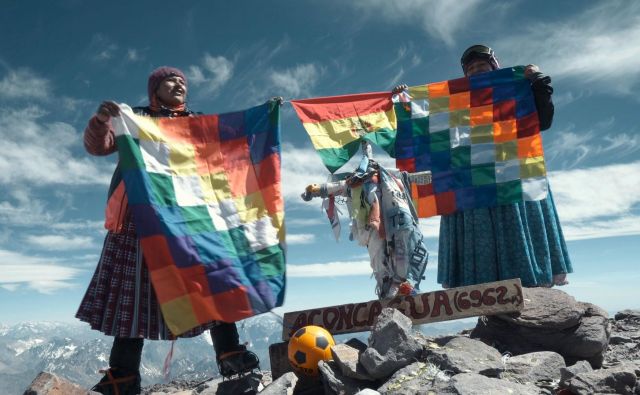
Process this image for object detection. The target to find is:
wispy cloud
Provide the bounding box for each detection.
[216,37,295,108]
[87,34,119,61]
[546,122,640,169]
[50,220,105,232]
[380,43,425,90]
[287,259,372,277]
[269,64,323,98]
[187,54,234,95]
[418,217,441,239]
[60,96,92,113]
[0,106,113,186]
[561,217,640,241]
[384,67,406,91]
[350,0,488,46]
[552,90,590,107]
[287,233,316,245]
[383,44,422,71]
[545,128,593,169]
[67,253,102,268]
[233,37,291,72]
[0,69,51,100]
[600,133,640,157]
[126,48,142,62]
[496,1,640,94]
[0,249,83,293]
[25,235,96,251]
[0,188,60,226]
[549,161,640,240]
[287,217,325,227]
[94,46,118,61]
[280,143,333,203]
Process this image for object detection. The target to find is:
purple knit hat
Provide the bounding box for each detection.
[147,66,187,103]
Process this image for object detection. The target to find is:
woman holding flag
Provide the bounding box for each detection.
[77,67,259,395]
[400,45,573,289]
[396,44,572,289]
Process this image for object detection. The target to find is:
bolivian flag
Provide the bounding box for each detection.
[291,92,396,173]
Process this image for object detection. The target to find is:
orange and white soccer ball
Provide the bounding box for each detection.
[287,325,336,376]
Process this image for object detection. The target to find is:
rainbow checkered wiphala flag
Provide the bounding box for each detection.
[112,101,285,336]
[395,66,548,217]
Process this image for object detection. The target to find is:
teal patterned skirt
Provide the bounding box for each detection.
[437,188,572,288]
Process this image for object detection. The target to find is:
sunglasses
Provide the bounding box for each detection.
[460,45,495,67]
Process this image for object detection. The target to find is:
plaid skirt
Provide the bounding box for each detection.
[76,216,218,339]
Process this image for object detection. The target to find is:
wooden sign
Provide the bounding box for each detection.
[281,278,523,340]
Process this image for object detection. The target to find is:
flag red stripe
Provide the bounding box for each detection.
[291,92,392,123]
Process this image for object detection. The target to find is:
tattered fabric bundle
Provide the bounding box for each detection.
[312,156,429,298]
[111,101,285,336]
[348,158,429,298]
[290,66,548,217]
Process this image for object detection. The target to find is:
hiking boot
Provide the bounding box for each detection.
[91,367,141,395]
[217,346,260,378]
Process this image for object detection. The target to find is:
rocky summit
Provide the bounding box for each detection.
[22,288,640,394]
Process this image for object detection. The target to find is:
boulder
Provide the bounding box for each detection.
[201,372,262,395]
[318,360,373,395]
[610,333,634,345]
[560,302,611,366]
[567,363,637,395]
[606,309,640,367]
[289,376,325,395]
[23,372,99,395]
[559,360,593,388]
[353,389,380,395]
[259,371,298,395]
[447,372,540,395]
[426,336,504,377]
[359,308,422,379]
[471,288,610,367]
[615,310,640,321]
[331,344,375,381]
[501,351,565,386]
[498,288,584,329]
[376,361,450,395]
[345,338,368,353]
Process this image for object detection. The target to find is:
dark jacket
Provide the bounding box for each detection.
[529,73,554,131]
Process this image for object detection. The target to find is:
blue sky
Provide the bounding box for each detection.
[0,0,639,324]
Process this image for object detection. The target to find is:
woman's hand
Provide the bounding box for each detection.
[524,64,541,80]
[269,96,284,106]
[392,84,408,94]
[96,101,120,123]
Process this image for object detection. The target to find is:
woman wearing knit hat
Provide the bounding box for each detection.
[77,66,259,395]
[394,45,572,289]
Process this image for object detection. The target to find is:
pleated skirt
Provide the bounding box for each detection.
[76,217,218,339]
[437,187,572,288]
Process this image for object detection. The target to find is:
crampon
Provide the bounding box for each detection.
[91,367,141,395]
[217,348,260,379]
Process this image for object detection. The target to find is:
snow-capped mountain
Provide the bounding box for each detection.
[0,314,282,394]
[1,314,473,394]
